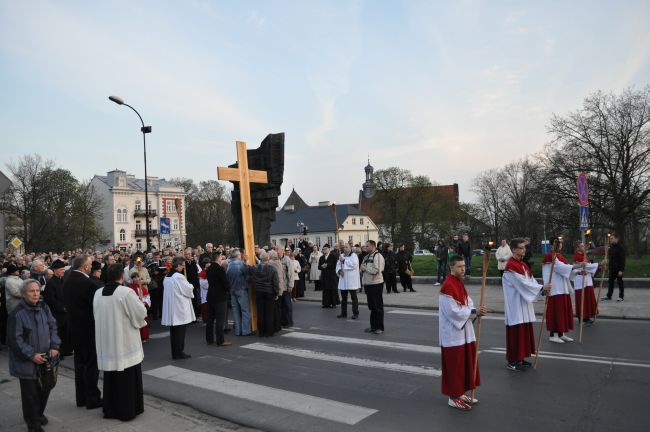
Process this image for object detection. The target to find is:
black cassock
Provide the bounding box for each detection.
[319,253,340,307]
[101,284,144,422]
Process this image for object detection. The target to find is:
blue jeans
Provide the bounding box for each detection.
[464,256,472,276]
[436,260,447,283]
[230,289,251,335]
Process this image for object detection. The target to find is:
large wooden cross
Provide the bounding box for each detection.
[217,141,268,330]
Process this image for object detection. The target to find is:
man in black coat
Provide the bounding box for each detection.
[319,244,339,308]
[458,234,472,277]
[43,259,70,357]
[383,244,399,293]
[184,249,201,317]
[604,235,626,301]
[62,254,102,409]
[206,253,231,346]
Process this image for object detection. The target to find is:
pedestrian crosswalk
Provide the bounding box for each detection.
[144,328,440,427]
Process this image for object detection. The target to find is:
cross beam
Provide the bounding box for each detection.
[217,141,269,331]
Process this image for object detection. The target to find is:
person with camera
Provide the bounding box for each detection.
[7,278,60,432]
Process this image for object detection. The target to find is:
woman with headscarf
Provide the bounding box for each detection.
[93,263,148,421]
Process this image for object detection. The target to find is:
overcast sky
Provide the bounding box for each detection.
[1,1,649,207]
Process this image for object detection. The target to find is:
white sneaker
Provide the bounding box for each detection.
[560,335,574,342]
[460,394,479,405]
[549,336,565,344]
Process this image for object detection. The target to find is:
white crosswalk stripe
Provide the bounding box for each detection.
[145,365,377,425]
[241,342,441,376]
[486,347,650,368]
[282,331,440,353]
[387,309,506,320]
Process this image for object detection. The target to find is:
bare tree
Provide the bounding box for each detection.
[470,168,506,241]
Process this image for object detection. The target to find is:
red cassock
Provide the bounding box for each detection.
[438,275,480,398]
[542,252,574,333]
[129,283,150,341]
[573,253,598,319]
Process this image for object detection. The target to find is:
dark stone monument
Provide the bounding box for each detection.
[229,133,284,247]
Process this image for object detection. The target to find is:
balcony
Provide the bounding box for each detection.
[134,209,157,217]
[134,229,158,237]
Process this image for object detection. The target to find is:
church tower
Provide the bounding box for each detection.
[362,157,376,199]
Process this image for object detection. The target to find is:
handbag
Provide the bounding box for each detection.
[38,354,59,392]
[405,263,415,276]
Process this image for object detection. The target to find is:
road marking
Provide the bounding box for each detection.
[149,332,169,339]
[485,347,650,368]
[387,309,505,320]
[145,365,377,425]
[282,331,439,354]
[241,342,441,377]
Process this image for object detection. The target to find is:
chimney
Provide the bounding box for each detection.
[318,201,333,207]
[284,204,295,212]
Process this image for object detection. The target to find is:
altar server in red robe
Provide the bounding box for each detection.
[439,255,487,411]
[542,239,584,343]
[572,242,600,324]
[502,238,550,371]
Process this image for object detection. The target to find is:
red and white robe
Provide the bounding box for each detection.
[129,283,151,341]
[502,258,542,362]
[572,253,599,320]
[439,275,480,398]
[542,252,574,333]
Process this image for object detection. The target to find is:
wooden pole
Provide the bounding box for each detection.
[471,242,493,401]
[534,239,560,370]
[594,236,611,323]
[578,266,587,343]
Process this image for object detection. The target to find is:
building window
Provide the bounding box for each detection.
[135,221,141,230]
[135,200,141,210]
[352,218,356,225]
[172,218,179,230]
[349,235,353,242]
[116,208,128,223]
[166,200,176,214]
[148,220,152,230]
[360,218,364,225]
[327,236,333,246]
[136,239,142,250]
[119,229,126,242]
[316,237,321,247]
[147,200,152,210]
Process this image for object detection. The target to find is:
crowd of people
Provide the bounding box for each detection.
[0,232,627,426]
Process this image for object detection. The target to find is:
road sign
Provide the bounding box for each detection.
[159,217,171,235]
[577,172,589,206]
[579,205,589,232]
[10,238,22,248]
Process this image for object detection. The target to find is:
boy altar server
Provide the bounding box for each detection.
[439,255,487,411]
[502,238,550,371]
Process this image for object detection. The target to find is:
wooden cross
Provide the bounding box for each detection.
[217,141,269,331]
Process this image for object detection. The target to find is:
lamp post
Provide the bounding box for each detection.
[108,96,153,252]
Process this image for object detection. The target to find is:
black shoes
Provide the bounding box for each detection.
[506,361,525,372]
[86,398,103,410]
[337,314,347,319]
[172,353,191,360]
[352,314,359,320]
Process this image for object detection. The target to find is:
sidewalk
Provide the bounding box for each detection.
[0,352,259,432]
[300,280,650,320]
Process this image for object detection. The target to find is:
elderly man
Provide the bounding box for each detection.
[226,250,253,336]
[250,252,279,337]
[8,279,60,432]
[162,257,196,359]
[361,240,386,334]
[63,254,102,409]
[206,252,232,346]
[199,243,215,265]
[319,245,339,308]
[4,263,23,314]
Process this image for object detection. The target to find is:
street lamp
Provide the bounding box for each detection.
[108,95,153,252]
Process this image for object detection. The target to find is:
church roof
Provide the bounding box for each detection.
[271,204,366,235]
[281,188,309,210]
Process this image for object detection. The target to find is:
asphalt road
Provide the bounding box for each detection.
[81,301,650,432]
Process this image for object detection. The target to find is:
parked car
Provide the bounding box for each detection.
[414,249,434,256]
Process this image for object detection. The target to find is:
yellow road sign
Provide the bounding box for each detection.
[11,238,22,248]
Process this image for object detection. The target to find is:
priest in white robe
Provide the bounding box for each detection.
[336,244,360,319]
[162,257,196,359]
[502,238,549,371]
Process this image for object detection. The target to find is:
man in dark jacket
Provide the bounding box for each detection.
[206,253,231,346]
[43,260,69,357]
[383,244,399,293]
[62,254,102,409]
[8,278,60,431]
[396,245,416,292]
[319,245,340,307]
[604,235,626,301]
[457,234,472,277]
[435,241,448,285]
[250,252,279,337]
